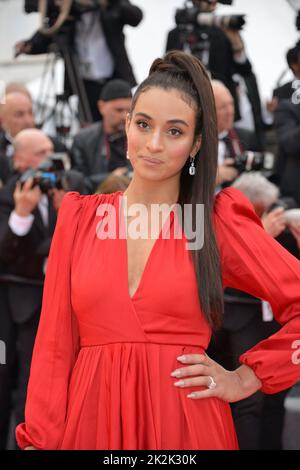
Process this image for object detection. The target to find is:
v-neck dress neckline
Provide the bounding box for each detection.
[117,192,176,302]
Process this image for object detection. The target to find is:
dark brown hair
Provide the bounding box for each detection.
[129,50,223,329]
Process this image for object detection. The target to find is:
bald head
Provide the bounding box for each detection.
[211,80,235,133]
[0,92,35,137]
[5,83,32,100]
[13,129,54,172]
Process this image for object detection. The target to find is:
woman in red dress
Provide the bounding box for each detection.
[16,51,300,450]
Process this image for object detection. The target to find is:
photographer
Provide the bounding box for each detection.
[0,89,66,185]
[0,128,81,449]
[212,80,261,189]
[166,0,253,120]
[16,0,143,122]
[71,79,133,193]
[274,97,300,207]
[270,42,300,111]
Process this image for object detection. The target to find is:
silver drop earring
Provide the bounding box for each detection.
[189,155,196,175]
[126,151,130,160]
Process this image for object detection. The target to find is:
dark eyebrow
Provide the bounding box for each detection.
[135,112,189,127]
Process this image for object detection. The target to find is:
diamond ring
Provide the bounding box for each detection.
[208,376,217,390]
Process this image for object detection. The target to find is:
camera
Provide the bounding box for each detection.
[19,154,70,193]
[175,0,246,32]
[231,151,275,174]
[266,199,300,224]
[24,0,40,14]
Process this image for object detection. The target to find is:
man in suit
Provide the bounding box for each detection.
[15,0,143,122]
[166,0,252,120]
[274,99,300,207]
[0,129,60,449]
[0,91,35,160]
[211,80,260,189]
[0,90,66,186]
[273,42,300,102]
[71,79,133,193]
[267,42,300,116]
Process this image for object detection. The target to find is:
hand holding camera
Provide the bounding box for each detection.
[14,40,33,58]
[14,177,43,218]
[216,158,239,185]
[262,202,300,241]
[262,207,287,238]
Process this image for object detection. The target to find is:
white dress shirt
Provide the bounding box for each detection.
[75,11,114,81]
[8,194,49,236]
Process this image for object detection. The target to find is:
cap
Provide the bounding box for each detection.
[99,79,132,102]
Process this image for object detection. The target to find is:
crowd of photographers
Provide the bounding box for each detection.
[1,0,300,451]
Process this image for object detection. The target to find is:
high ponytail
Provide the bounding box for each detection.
[130,51,223,330]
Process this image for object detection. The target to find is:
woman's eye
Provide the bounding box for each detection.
[135,121,182,136]
[136,120,149,129]
[168,128,182,136]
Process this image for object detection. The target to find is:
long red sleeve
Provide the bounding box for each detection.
[16,192,83,449]
[213,187,300,394]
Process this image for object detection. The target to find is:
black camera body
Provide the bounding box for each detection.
[19,154,67,193]
[176,1,245,32]
[24,0,41,13]
[231,151,275,174]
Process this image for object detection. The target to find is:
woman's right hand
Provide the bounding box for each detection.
[24,446,37,450]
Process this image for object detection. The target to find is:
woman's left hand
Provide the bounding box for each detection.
[170,354,262,403]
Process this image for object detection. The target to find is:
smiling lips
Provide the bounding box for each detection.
[141,156,163,165]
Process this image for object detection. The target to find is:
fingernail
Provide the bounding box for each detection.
[174,380,185,387]
[170,370,181,377]
[177,355,187,361]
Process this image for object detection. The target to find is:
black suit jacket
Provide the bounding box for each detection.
[0,156,12,188]
[234,126,261,152]
[71,121,132,192]
[0,176,57,323]
[274,99,300,206]
[0,131,14,158]
[273,80,294,101]
[0,132,14,185]
[26,0,143,87]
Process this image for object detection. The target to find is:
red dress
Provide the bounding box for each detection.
[16,187,300,450]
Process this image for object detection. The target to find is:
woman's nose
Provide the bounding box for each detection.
[146,131,164,153]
